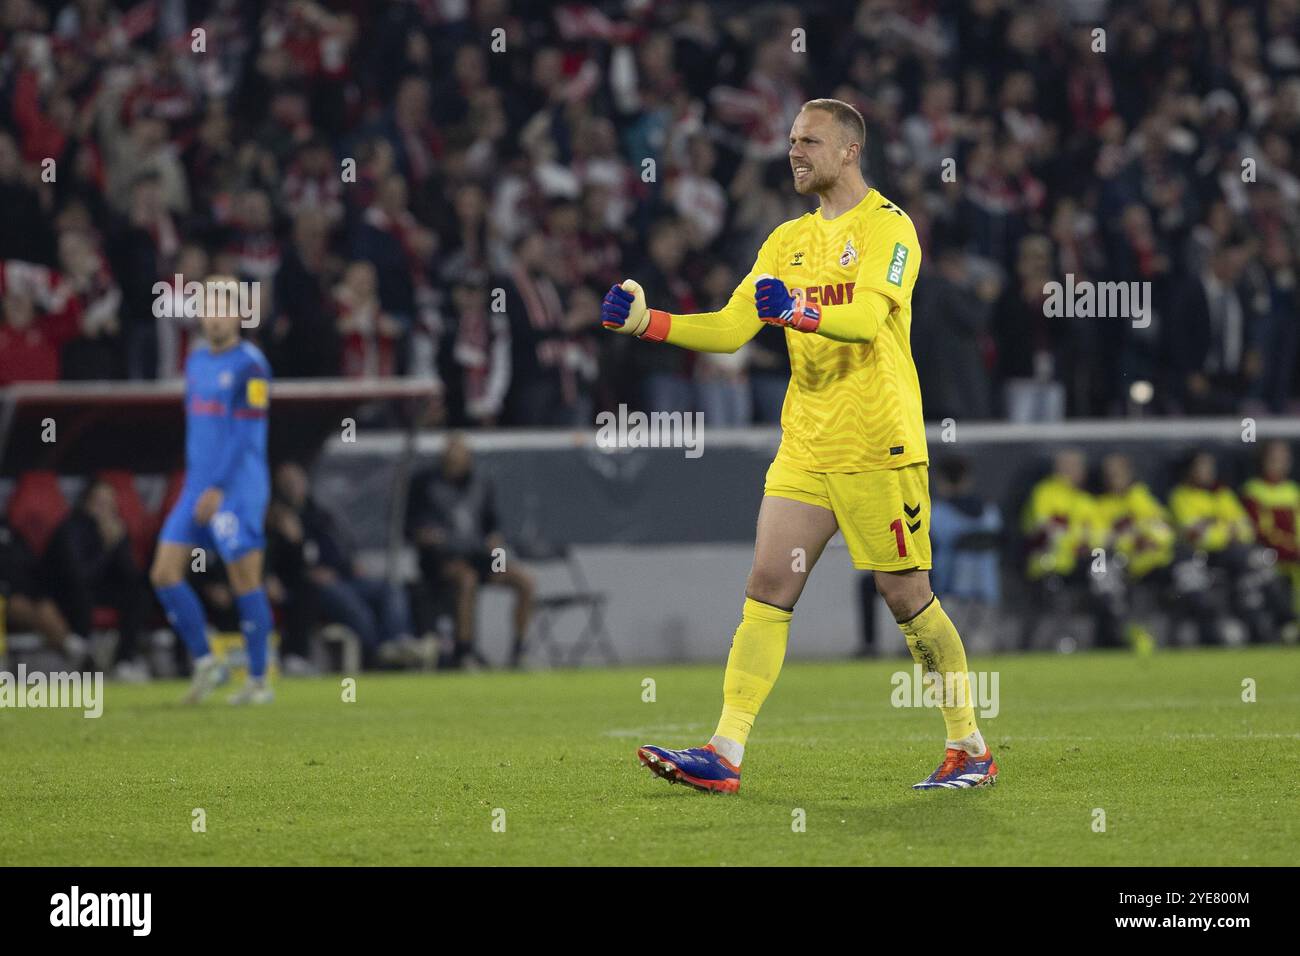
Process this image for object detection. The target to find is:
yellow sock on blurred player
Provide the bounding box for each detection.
[711,598,792,763]
[898,596,979,744]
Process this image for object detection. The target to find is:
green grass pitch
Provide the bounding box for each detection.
[2,647,1297,866]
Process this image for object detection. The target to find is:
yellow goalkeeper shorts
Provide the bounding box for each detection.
[763,458,932,572]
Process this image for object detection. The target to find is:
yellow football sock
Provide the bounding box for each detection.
[713,597,792,748]
[898,596,978,742]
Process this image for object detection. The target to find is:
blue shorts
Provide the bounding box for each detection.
[159,487,267,563]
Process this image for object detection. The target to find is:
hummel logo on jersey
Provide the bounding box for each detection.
[880,201,904,216]
[904,501,922,534]
[840,239,858,267]
[790,251,805,266]
[887,242,909,287]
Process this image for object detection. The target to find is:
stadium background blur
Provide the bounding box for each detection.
[1,0,1300,678]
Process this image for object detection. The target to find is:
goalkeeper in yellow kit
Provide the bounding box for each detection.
[600,99,997,793]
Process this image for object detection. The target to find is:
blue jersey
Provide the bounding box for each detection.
[182,340,271,503]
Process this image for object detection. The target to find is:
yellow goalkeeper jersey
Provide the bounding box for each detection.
[776,189,925,471]
[662,188,926,472]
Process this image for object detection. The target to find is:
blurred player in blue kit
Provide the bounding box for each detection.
[149,276,275,704]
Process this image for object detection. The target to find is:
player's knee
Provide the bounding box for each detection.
[880,591,920,621]
[745,568,797,609]
[223,561,260,596]
[149,560,183,590]
[874,571,932,622]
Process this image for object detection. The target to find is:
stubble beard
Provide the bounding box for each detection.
[793,165,839,197]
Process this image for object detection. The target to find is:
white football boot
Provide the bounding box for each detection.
[181,655,227,705]
[227,678,274,705]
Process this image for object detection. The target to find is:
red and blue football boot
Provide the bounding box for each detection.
[636,743,741,794]
[912,746,998,790]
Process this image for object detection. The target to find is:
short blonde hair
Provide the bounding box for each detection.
[801,98,866,150]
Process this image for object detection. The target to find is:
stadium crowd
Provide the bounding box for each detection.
[0,0,1298,424]
[4,0,1300,674]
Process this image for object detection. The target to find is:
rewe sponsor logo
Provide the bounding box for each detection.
[50,886,151,936]
[1043,274,1151,328]
[890,664,999,718]
[0,665,102,718]
[802,281,856,305]
[595,404,704,459]
[151,275,261,328]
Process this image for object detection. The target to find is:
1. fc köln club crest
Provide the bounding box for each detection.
[840,238,858,267]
